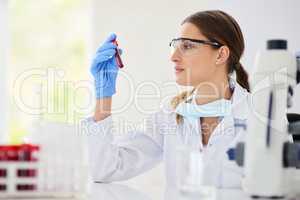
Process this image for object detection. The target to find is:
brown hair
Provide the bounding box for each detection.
[171,10,250,124]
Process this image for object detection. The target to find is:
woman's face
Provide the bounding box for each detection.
[170,22,223,87]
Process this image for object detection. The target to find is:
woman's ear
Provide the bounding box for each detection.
[215,46,230,66]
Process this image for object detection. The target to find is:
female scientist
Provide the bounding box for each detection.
[85,10,250,188]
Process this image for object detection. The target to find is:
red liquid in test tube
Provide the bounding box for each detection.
[112,39,124,68]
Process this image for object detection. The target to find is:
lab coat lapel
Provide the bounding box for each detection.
[206,82,249,143]
[179,117,202,149]
[212,115,235,139]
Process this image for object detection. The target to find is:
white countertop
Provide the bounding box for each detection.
[1,182,299,200]
[89,183,300,200]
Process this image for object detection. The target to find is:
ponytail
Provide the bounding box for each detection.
[235,63,250,92]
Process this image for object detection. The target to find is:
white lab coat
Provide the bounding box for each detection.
[83,81,250,189]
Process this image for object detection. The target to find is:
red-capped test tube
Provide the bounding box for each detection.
[112,39,124,68]
[0,144,40,162]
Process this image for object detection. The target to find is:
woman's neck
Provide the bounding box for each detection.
[194,78,232,105]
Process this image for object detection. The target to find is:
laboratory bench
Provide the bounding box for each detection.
[3,183,298,200]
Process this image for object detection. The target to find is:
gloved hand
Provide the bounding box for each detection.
[90,33,122,99]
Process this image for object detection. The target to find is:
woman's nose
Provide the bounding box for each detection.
[170,48,182,63]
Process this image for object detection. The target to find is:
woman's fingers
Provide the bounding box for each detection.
[104,33,117,43]
[94,49,116,62]
[90,48,118,74]
[96,42,117,53]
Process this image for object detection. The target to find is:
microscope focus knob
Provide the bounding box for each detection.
[283,142,300,168]
[227,142,245,167]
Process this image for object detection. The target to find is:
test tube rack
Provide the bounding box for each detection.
[0,144,88,198]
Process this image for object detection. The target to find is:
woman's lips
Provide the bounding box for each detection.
[175,66,184,74]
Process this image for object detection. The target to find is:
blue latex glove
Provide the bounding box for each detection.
[90,33,122,98]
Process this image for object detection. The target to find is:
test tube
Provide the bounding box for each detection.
[0,184,6,191]
[0,169,7,177]
[17,169,37,178]
[16,184,36,191]
[17,144,40,162]
[112,39,124,68]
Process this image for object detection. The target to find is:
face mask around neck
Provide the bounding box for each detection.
[175,97,232,119]
[175,78,235,120]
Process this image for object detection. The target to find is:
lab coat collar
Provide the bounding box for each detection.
[230,79,249,120]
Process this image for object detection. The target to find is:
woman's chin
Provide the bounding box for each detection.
[175,78,192,86]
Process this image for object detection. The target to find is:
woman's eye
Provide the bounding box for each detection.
[182,42,195,50]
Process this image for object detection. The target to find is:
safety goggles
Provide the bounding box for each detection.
[169,37,222,56]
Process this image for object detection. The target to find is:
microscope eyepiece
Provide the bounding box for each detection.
[267,39,287,50]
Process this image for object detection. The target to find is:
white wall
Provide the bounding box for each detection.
[0,0,9,143]
[90,0,300,194]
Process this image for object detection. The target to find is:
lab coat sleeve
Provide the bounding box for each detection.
[81,112,164,183]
